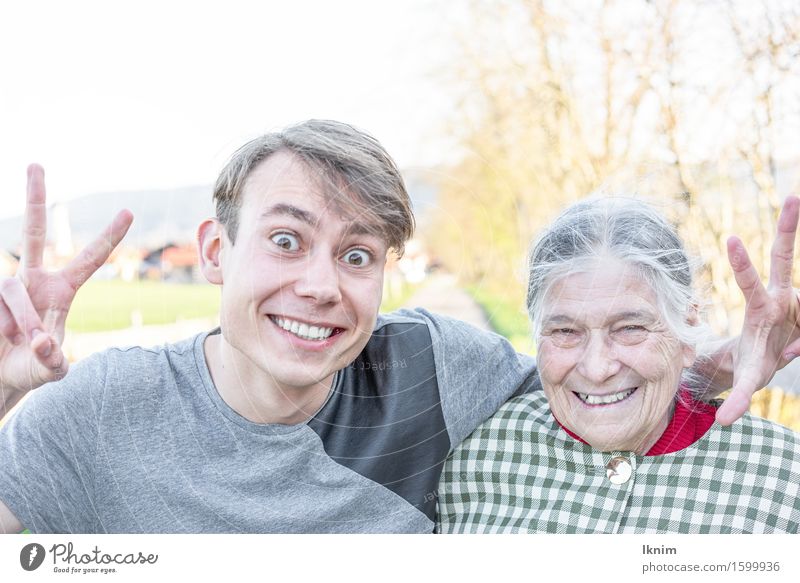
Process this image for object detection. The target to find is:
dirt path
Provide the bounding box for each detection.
[400,273,492,331]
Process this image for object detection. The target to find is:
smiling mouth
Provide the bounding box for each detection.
[573,387,638,406]
[269,316,342,341]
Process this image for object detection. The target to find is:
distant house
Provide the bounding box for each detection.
[0,250,19,277]
[140,243,200,283]
[109,247,144,282]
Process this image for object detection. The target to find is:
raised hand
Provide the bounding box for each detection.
[717,195,800,425]
[0,164,133,400]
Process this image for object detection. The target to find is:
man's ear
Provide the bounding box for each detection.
[198,218,224,285]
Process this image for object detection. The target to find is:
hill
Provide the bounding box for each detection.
[0,171,439,252]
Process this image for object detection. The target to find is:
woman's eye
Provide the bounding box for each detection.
[613,325,648,345]
[546,328,582,348]
[342,249,371,267]
[270,233,300,251]
[618,325,647,335]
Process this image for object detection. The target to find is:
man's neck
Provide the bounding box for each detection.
[203,333,333,425]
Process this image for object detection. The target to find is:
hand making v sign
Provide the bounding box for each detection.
[0,164,132,414]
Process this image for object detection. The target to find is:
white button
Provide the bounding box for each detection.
[605,456,632,484]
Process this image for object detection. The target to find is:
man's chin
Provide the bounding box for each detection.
[268,368,338,393]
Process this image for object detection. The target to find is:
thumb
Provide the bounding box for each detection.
[715,386,753,426]
[31,332,68,383]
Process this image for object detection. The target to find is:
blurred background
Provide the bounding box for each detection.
[1,0,798,429]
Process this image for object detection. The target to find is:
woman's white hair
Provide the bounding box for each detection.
[525,196,712,398]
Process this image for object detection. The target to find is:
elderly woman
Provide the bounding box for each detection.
[437,198,800,533]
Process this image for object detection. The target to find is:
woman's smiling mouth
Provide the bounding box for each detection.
[573,387,638,406]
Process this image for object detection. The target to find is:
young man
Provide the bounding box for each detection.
[0,120,797,533]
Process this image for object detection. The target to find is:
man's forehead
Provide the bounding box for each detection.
[242,152,322,201]
[239,150,388,243]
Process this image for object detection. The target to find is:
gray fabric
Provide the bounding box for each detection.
[389,309,537,448]
[0,310,536,533]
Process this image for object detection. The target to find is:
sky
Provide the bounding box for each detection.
[0,0,459,220]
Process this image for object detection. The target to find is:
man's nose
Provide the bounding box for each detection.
[293,251,342,305]
[576,331,621,384]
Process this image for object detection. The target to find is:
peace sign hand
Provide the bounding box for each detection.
[717,195,800,425]
[0,164,133,400]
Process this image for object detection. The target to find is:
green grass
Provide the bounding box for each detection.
[67,280,221,333]
[467,285,536,355]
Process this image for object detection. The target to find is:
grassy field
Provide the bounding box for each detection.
[67,280,222,333]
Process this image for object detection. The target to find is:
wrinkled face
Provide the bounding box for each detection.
[536,259,694,454]
[217,151,387,394]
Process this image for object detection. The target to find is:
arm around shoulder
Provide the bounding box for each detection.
[411,308,537,446]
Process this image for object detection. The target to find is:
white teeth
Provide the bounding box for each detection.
[271,317,334,341]
[576,388,636,405]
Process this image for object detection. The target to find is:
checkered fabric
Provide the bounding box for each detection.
[437,392,800,533]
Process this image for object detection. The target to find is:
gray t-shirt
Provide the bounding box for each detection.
[0,309,537,533]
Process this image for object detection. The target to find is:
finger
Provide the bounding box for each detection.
[0,297,22,344]
[22,164,48,270]
[715,385,754,426]
[768,195,800,291]
[0,277,45,340]
[727,236,769,309]
[61,209,133,289]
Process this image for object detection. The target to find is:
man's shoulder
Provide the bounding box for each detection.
[376,308,495,335]
[101,331,207,365]
[375,308,529,360]
[25,331,211,408]
[375,308,447,331]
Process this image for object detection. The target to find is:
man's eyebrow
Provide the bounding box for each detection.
[261,203,317,226]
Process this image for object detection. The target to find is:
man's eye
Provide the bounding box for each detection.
[342,249,371,266]
[270,233,299,251]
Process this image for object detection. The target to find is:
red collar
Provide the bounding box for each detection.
[556,389,716,456]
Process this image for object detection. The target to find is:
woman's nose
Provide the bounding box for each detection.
[576,331,622,384]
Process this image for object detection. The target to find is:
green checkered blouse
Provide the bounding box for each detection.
[437,392,800,533]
